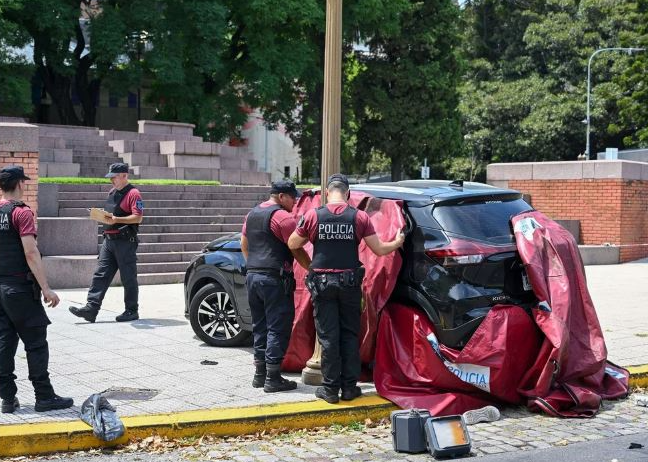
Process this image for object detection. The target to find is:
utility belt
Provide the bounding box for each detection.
[305,267,365,298]
[104,225,138,242]
[247,267,296,295]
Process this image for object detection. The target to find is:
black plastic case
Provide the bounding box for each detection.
[424,415,472,458]
[390,409,432,453]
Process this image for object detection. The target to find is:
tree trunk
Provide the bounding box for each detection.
[391,154,402,181]
[38,65,82,126]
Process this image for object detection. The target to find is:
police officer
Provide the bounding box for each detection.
[241,180,311,393]
[0,165,74,413]
[288,173,404,404]
[69,163,144,323]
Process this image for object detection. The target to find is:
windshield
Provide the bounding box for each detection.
[432,199,532,244]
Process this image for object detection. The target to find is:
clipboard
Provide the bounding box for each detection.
[88,208,112,224]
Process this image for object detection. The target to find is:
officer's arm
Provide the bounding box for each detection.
[364,232,405,256]
[240,234,249,260]
[110,214,143,225]
[291,248,311,270]
[20,235,60,307]
[288,231,308,250]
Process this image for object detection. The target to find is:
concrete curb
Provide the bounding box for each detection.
[1,366,646,458]
[0,394,397,457]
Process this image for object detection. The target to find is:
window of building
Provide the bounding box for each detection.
[284,166,290,178]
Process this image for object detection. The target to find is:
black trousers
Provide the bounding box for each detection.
[246,272,295,365]
[87,237,139,312]
[311,278,362,392]
[0,279,55,400]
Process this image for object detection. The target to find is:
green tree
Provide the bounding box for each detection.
[0,2,32,117]
[353,0,463,180]
[458,0,644,180]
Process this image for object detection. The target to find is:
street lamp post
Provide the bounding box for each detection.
[301,0,343,386]
[584,47,645,160]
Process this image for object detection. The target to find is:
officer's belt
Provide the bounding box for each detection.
[247,268,293,278]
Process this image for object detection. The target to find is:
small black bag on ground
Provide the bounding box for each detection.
[80,393,125,441]
[390,408,431,453]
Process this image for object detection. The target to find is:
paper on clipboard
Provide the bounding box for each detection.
[89,208,112,224]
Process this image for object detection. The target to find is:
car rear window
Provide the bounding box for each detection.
[432,198,532,244]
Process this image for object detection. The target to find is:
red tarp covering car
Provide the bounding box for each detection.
[282,190,406,371]
[374,210,629,417]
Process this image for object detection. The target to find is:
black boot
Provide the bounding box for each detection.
[35,394,74,412]
[252,360,266,388]
[315,386,340,404]
[341,386,362,401]
[263,363,297,393]
[1,397,19,414]
[69,305,99,323]
[116,310,139,322]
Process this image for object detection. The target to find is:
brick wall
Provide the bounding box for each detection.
[0,123,39,215]
[508,178,648,263]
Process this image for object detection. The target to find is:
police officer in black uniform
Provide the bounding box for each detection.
[70,163,144,323]
[241,180,311,393]
[0,165,74,413]
[288,173,404,403]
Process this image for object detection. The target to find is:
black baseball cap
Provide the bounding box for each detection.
[327,173,349,188]
[105,163,129,177]
[0,165,30,182]
[270,179,301,198]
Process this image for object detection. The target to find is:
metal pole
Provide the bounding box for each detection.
[585,47,645,160]
[302,0,343,386]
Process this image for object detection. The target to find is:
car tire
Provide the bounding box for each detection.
[189,282,252,347]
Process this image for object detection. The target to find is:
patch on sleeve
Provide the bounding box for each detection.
[297,215,305,228]
[136,198,144,211]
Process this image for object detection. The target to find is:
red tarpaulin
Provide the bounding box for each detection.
[282,190,406,371]
[373,210,628,417]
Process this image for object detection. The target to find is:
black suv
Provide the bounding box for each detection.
[183,180,535,349]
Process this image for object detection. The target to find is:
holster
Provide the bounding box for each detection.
[342,267,365,288]
[281,273,296,295]
[26,272,41,301]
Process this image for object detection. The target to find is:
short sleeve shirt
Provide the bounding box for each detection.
[0,200,37,237]
[118,187,144,216]
[242,200,298,244]
[295,203,376,243]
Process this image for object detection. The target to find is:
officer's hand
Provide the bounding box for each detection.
[395,230,405,247]
[42,289,60,308]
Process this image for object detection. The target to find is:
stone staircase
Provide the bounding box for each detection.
[39,124,122,177]
[54,184,268,285]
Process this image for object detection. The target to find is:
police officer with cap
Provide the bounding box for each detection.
[288,173,404,403]
[241,180,311,393]
[70,163,144,323]
[0,165,74,413]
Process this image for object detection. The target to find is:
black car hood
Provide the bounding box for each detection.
[204,233,242,252]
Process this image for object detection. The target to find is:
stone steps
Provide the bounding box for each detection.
[59,206,251,217]
[99,231,231,244]
[137,223,242,233]
[137,261,190,274]
[137,272,185,285]
[57,191,265,201]
[60,199,259,208]
[136,251,197,263]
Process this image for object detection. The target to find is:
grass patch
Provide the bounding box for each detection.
[40,177,221,186]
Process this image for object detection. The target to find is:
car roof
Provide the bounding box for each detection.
[351,180,521,204]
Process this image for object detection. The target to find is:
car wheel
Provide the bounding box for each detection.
[189,282,251,347]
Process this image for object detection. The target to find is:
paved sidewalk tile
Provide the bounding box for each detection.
[0,262,647,427]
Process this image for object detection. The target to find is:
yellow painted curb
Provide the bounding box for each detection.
[0,394,398,457]
[628,364,648,388]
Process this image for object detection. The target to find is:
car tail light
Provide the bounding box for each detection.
[425,238,516,266]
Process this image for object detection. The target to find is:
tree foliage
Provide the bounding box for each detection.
[457,0,645,180]
[352,0,463,180]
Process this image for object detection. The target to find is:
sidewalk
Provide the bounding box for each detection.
[1,261,647,455]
